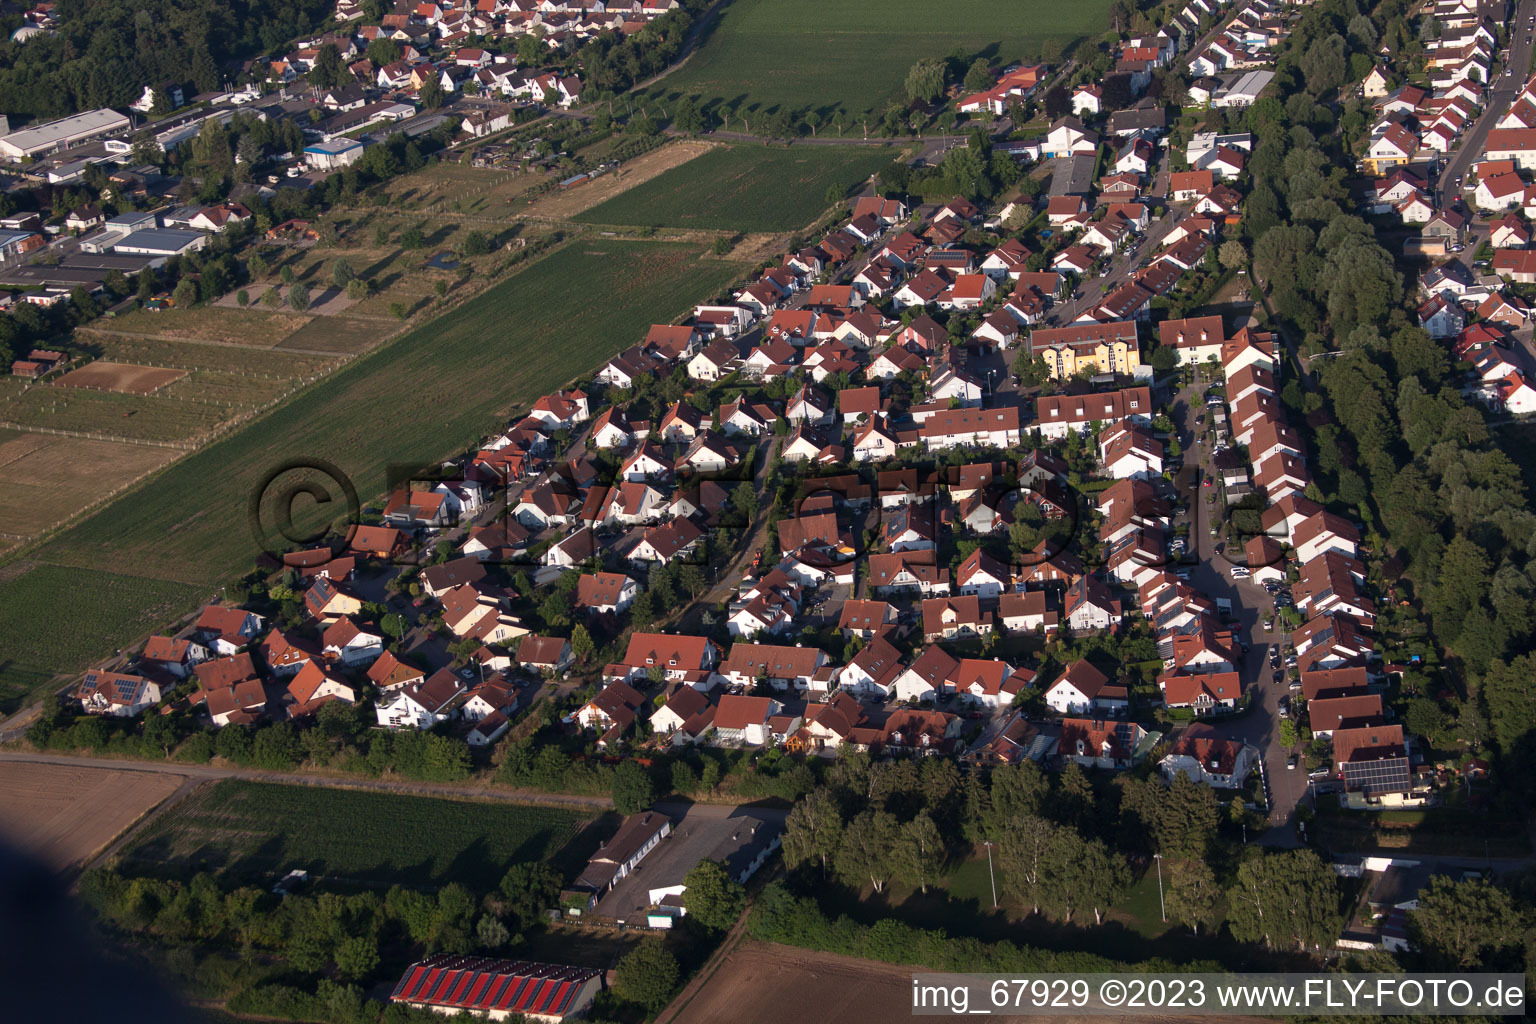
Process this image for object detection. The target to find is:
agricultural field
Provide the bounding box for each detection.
[119,780,594,889]
[574,144,897,233]
[667,941,915,1024]
[380,160,543,216]
[0,239,742,688]
[81,333,338,377]
[0,762,184,872]
[0,384,230,443]
[0,563,207,714]
[644,0,1111,124]
[102,307,314,348]
[56,361,187,395]
[524,139,716,221]
[0,428,180,544]
[275,315,391,354]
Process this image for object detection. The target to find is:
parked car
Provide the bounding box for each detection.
[1287,755,1299,770]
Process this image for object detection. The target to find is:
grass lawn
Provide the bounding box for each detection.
[0,564,207,714]
[0,239,741,682]
[573,144,897,233]
[119,780,597,889]
[644,0,1111,122]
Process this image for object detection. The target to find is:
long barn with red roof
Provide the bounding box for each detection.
[390,954,602,1022]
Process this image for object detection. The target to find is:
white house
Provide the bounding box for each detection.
[1044,659,1127,715]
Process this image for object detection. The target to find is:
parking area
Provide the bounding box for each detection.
[594,803,786,925]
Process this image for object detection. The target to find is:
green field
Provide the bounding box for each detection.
[0,239,741,692]
[574,144,897,232]
[120,780,596,889]
[0,564,207,714]
[645,0,1110,122]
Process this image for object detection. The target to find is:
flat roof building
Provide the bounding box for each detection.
[303,138,365,170]
[112,228,208,257]
[0,109,130,162]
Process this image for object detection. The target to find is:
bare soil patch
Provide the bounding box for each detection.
[522,140,717,221]
[668,940,1267,1024]
[104,307,313,348]
[56,361,187,395]
[0,429,179,539]
[0,762,183,871]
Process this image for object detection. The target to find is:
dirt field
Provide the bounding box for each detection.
[103,307,314,348]
[0,429,180,541]
[56,361,187,395]
[666,940,1269,1024]
[0,761,184,871]
[523,140,717,221]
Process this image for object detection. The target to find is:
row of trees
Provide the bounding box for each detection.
[82,859,560,984]
[29,697,473,783]
[781,752,1242,922]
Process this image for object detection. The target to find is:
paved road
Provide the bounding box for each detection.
[1167,373,1305,846]
[0,750,616,809]
[1434,0,1536,212]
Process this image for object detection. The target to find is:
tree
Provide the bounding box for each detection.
[475,915,510,949]
[963,58,994,94]
[682,859,746,931]
[905,58,947,103]
[347,278,367,301]
[987,760,1047,833]
[334,935,379,981]
[611,760,655,814]
[1408,877,1524,970]
[569,624,595,665]
[836,809,899,893]
[782,786,845,874]
[420,76,445,109]
[997,814,1065,914]
[517,30,547,66]
[673,95,703,134]
[288,282,311,312]
[891,811,945,893]
[330,259,354,290]
[499,862,561,935]
[1482,654,1536,763]
[1227,849,1338,951]
[236,289,249,307]
[390,301,408,320]
[1166,859,1220,935]
[1057,837,1128,925]
[173,278,198,308]
[613,940,679,1010]
[1153,773,1221,860]
[731,481,759,523]
[460,230,492,256]
[308,44,346,88]
[1218,239,1248,270]
[1042,86,1070,121]
[367,37,401,67]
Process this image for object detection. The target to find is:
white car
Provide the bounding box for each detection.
[1230,566,1251,578]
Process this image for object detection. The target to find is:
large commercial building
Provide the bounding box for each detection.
[390,955,602,1022]
[0,109,130,163]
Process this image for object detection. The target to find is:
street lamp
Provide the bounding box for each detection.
[982,839,998,909]
[1153,852,1166,923]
